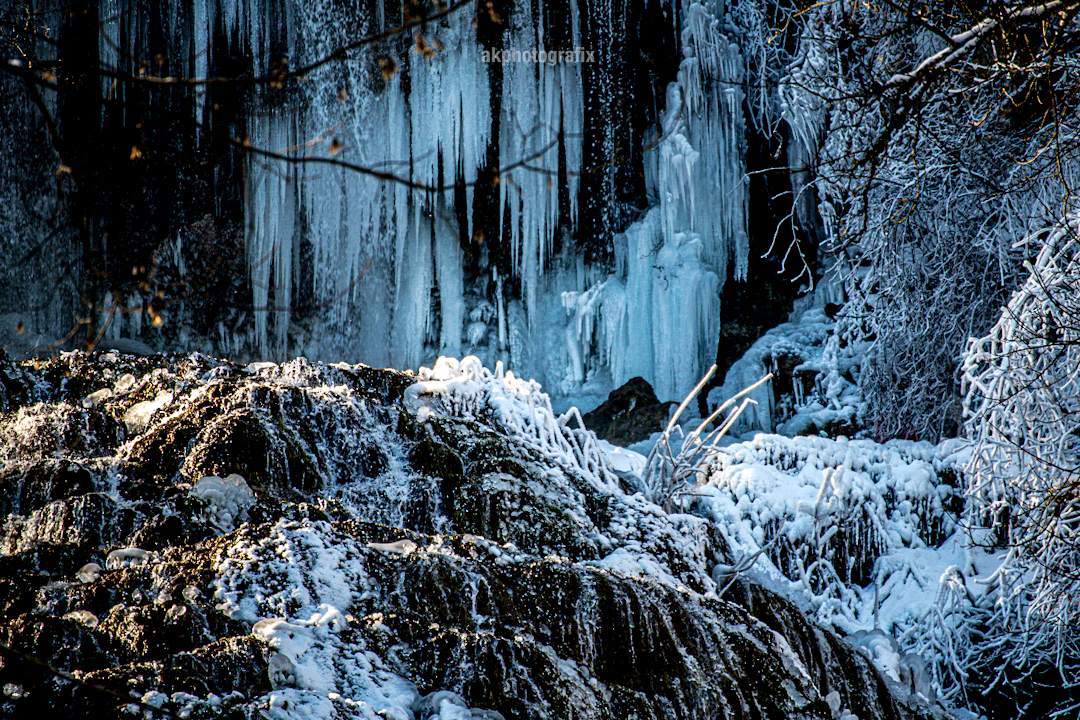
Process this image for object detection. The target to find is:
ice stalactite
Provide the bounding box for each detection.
[392,208,434,372]
[562,209,720,402]
[434,206,465,357]
[649,231,721,401]
[247,112,301,354]
[562,282,608,385]
[660,1,748,284]
[623,213,659,385]
[9,0,744,394]
[552,0,749,403]
[499,0,585,321]
[407,13,492,194]
[239,0,490,362]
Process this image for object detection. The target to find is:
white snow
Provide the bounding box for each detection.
[76,562,103,583]
[106,547,154,569]
[365,539,418,556]
[81,388,113,408]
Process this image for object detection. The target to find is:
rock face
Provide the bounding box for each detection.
[0,351,931,720]
[582,377,673,447]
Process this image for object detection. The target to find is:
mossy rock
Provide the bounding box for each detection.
[451,472,598,559]
[0,348,35,412]
[4,492,141,554]
[409,438,465,479]
[180,406,319,495]
[124,398,224,481]
[0,459,97,516]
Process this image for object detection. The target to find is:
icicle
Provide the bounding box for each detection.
[435,206,464,357]
[391,205,434,370]
[495,269,508,355]
[624,211,659,385]
[657,2,749,286]
[499,5,584,323]
[599,209,721,401]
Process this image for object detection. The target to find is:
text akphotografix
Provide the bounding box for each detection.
[481,47,596,64]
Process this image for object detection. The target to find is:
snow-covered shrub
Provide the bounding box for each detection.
[404,356,619,492]
[899,562,991,709]
[693,433,965,629]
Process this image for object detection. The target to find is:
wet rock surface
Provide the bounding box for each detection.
[581,377,673,447]
[0,351,932,719]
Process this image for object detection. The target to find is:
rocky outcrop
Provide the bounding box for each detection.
[582,377,673,447]
[0,352,934,720]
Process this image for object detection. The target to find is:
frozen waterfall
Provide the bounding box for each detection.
[10,0,753,403]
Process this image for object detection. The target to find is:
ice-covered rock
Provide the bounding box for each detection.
[80,388,113,408]
[413,690,468,716]
[0,352,938,720]
[190,473,255,530]
[105,547,152,569]
[267,653,298,689]
[76,562,103,583]
[62,610,99,628]
[123,392,174,434]
[113,373,138,394]
[898,653,936,704]
[366,539,418,556]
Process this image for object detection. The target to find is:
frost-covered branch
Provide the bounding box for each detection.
[885,0,1080,90]
[642,366,772,508]
[962,209,1080,705]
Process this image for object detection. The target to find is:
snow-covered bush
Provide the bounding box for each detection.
[404,356,619,492]
[693,433,965,630]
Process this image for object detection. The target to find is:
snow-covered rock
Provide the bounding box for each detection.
[0,352,936,720]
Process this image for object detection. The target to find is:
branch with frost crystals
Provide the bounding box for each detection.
[884,0,1080,90]
[642,366,772,509]
[962,209,1080,696]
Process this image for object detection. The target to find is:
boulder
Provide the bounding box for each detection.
[582,377,673,447]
